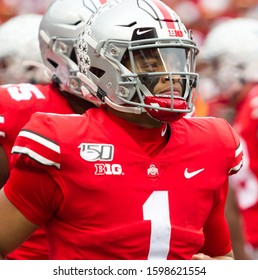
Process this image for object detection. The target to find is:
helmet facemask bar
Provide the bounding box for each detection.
[104,37,199,121]
[41,31,82,96]
[53,38,83,95]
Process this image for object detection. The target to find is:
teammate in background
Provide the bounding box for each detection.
[198,18,258,259]
[0,14,49,85]
[0,0,106,260]
[0,0,242,260]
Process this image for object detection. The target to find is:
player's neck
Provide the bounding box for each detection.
[61,90,97,114]
[105,106,163,128]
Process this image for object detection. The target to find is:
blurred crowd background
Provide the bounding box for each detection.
[1,0,258,35]
[1,0,258,116]
[163,0,258,47]
[1,0,258,45]
[0,0,54,23]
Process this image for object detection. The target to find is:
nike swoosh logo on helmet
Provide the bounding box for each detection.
[136,29,153,36]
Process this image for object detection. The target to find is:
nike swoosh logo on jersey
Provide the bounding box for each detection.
[184,168,204,179]
[136,29,153,35]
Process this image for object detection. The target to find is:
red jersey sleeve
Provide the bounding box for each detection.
[199,182,232,257]
[228,122,244,175]
[4,167,63,226]
[5,112,64,225]
[10,112,62,171]
[0,83,74,165]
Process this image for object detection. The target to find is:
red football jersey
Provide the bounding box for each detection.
[5,109,243,259]
[0,83,74,260]
[229,84,258,248]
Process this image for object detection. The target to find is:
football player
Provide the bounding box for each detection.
[0,0,243,260]
[0,0,106,259]
[199,17,258,259]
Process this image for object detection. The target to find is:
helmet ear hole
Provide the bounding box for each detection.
[90,67,105,78]
[47,59,58,69]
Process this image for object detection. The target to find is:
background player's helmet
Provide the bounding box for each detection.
[0,14,48,85]
[199,18,258,102]
[76,0,199,122]
[39,0,105,96]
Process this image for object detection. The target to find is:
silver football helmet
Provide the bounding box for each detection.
[0,14,48,85]
[199,18,258,102]
[76,0,199,122]
[39,0,105,96]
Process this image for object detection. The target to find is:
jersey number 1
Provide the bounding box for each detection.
[143,191,171,259]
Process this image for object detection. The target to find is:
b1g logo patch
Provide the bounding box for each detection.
[168,29,183,37]
[95,163,124,175]
[78,143,114,162]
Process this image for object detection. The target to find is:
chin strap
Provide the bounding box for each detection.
[104,96,142,114]
[77,72,103,106]
[144,96,188,122]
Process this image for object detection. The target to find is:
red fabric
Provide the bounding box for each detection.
[0,82,74,260]
[4,109,242,259]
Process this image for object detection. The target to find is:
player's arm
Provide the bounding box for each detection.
[0,145,9,189]
[0,189,38,259]
[192,183,234,260]
[0,166,63,259]
[225,186,251,259]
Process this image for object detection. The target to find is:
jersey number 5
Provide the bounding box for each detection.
[7,84,45,101]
